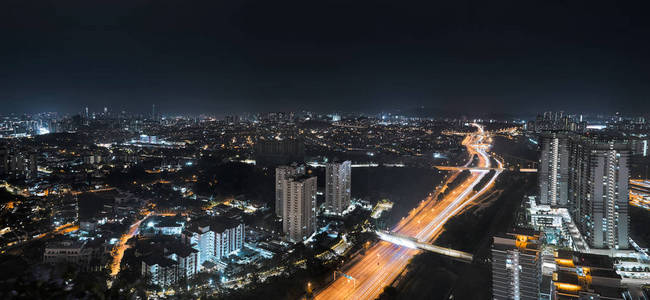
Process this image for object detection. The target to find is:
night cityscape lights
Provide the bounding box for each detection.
[2,1,650,299]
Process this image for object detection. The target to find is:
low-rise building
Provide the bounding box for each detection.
[141,216,185,236]
[551,250,628,299]
[182,216,245,268]
[44,240,92,266]
[43,238,106,271]
[138,237,199,287]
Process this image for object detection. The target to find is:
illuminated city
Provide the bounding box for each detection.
[2,1,650,300]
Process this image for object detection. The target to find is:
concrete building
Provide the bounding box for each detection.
[53,193,79,226]
[139,238,199,287]
[275,164,305,218]
[491,231,541,300]
[83,152,102,165]
[44,240,93,266]
[79,219,98,232]
[539,132,569,207]
[572,138,630,250]
[282,175,317,242]
[0,148,37,178]
[568,136,589,224]
[551,250,627,299]
[182,216,245,268]
[141,216,186,237]
[43,239,106,271]
[539,133,633,250]
[325,160,352,215]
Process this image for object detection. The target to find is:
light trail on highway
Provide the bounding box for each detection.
[315,124,502,300]
[34,223,80,240]
[110,212,153,277]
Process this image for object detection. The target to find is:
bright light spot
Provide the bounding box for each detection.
[587,124,606,130]
[38,127,50,135]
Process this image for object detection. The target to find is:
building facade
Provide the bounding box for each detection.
[140,243,199,287]
[43,239,106,271]
[44,240,93,266]
[282,175,317,242]
[182,217,245,267]
[0,148,37,178]
[539,132,569,207]
[275,164,305,218]
[325,161,352,215]
[573,139,630,249]
[491,232,541,300]
[541,133,631,250]
[551,250,625,299]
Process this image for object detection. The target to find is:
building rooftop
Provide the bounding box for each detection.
[165,242,198,258]
[555,250,615,270]
[185,216,241,234]
[492,231,541,254]
[154,216,184,228]
[45,239,86,250]
[142,254,177,268]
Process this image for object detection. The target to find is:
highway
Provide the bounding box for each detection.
[375,230,474,262]
[315,124,502,300]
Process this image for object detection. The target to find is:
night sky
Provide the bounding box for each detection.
[1,1,650,115]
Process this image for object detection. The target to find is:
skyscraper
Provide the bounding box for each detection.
[152,104,156,121]
[491,231,541,300]
[325,160,352,215]
[539,132,569,207]
[568,136,589,228]
[282,175,317,242]
[275,164,306,218]
[572,138,630,249]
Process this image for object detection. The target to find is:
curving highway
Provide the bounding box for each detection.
[315,123,502,300]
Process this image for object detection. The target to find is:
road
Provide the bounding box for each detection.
[109,211,183,277]
[110,211,154,276]
[34,222,79,240]
[315,124,502,300]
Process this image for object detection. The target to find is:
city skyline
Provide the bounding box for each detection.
[2,110,649,299]
[2,1,650,299]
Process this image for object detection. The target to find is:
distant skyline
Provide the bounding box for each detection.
[5,107,646,122]
[2,1,650,115]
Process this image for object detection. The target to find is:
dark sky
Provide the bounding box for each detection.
[1,0,650,115]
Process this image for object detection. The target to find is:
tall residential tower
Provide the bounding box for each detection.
[282,175,317,242]
[275,164,306,218]
[491,232,541,300]
[539,132,569,207]
[572,138,630,249]
[325,160,352,215]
